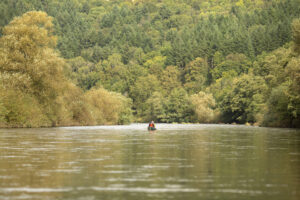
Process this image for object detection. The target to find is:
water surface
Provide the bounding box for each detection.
[0,124,299,200]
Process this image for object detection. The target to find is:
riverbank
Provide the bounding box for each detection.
[1,121,298,129]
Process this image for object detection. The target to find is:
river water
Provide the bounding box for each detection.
[0,124,299,200]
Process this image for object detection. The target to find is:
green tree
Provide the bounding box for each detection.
[98,53,129,94]
[211,54,251,82]
[145,91,166,122]
[253,47,292,88]
[285,57,300,127]
[160,65,182,93]
[220,74,267,124]
[292,18,300,54]
[67,57,100,90]
[143,55,166,79]
[129,74,161,119]
[208,72,236,105]
[184,57,209,94]
[262,83,293,127]
[163,88,194,123]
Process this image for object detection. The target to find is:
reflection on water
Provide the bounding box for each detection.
[0,124,299,200]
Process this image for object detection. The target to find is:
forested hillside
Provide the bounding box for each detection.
[0,0,299,127]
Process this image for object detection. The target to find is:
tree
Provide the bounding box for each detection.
[190,92,217,123]
[220,74,267,124]
[184,57,209,94]
[285,57,300,127]
[211,54,251,82]
[0,11,67,126]
[1,1,300,127]
[67,56,100,90]
[129,74,161,119]
[262,83,293,127]
[292,19,300,54]
[0,87,49,127]
[85,87,132,125]
[98,53,129,94]
[163,88,194,123]
[57,82,94,126]
[145,91,166,122]
[253,47,292,88]
[160,65,182,93]
[143,55,166,79]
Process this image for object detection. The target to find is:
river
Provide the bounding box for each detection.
[0,124,299,200]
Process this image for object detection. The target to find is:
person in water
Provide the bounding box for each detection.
[148,121,156,130]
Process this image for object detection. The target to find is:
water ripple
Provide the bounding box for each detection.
[77,186,200,193]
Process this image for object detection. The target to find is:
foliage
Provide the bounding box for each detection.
[190,92,217,123]
[0,11,65,126]
[145,92,167,122]
[211,54,251,82]
[163,88,194,123]
[57,82,94,126]
[261,56,300,127]
[253,42,300,127]
[253,47,292,88]
[262,83,292,127]
[85,88,132,125]
[1,0,298,64]
[160,65,182,93]
[285,57,300,127]
[219,74,267,124]
[292,19,300,54]
[184,58,209,94]
[0,11,132,127]
[0,1,300,127]
[129,74,161,118]
[67,57,100,91]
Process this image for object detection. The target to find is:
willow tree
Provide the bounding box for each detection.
[85,88,133,125]
[0,11,67,126]
[190,91,217,123]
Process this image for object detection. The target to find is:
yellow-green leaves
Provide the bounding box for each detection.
[0,11,63,96]
[0,11,62,127]
[85,88,132,125]
[0,11,132,127]
[2,11,56,58]
[190,92,217,123]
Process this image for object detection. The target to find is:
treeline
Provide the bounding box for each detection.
[0,0,300,127]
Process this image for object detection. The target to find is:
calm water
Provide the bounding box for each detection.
[0,124,299,200]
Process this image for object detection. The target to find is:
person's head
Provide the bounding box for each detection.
[151,121,154,123]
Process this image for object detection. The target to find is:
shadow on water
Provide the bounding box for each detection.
[0,124,299,200]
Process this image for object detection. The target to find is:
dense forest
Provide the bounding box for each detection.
[0,0,299,128]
